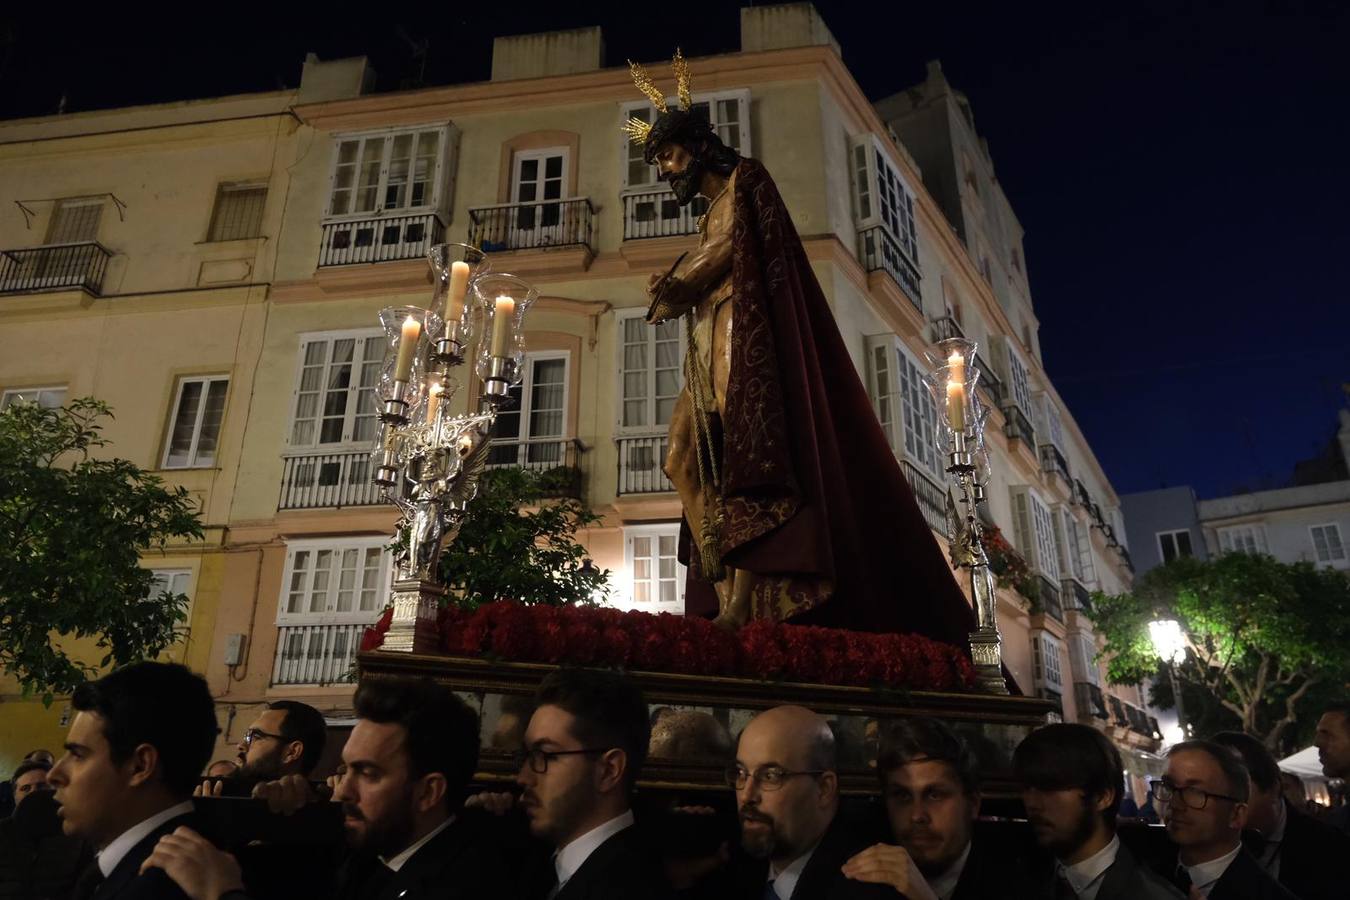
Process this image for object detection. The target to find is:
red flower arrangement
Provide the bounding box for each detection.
[362,601,977,692]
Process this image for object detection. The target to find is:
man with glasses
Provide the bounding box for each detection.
[205,701,326,795]
[730,705,891,899]
[1156,740,1295,900]
[514,668,671,900]
[1014,723,1181,900]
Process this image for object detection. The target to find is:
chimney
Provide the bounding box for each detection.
[491,26,605,81]
[297,53,376,104]
[740,3,840,56]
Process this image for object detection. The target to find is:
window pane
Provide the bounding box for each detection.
[165,381,203,467]
[193,379,228,466]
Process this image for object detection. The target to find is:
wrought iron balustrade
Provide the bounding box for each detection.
[485,438,583,497]
[1004,404,1036,445]
[0,242,113,295]
[617,434,674,494]
[469,198,594,253]
[318,213,445,267]
[1039,443,1071,482]
[929,315,965,343]
[622,189,706,240]
[858,225,921,311]
[902,461,947,535]
[1074,682,1110,720]
[279,451,386,510]
[271,623,369,685]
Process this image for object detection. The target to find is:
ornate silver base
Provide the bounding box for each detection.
[382,578,447,654]
[968,626,1008,694]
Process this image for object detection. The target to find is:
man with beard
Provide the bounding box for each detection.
[197,701,326,797]
[1014,724,1181,900]
[730,705,891,899]
[623,53,977,648]
[1314,701,1350,834]
[146,677,505,900]
[1156,741,1295,900]
[45,661,217,900]
[514,668,671,900]
[842,718,1029,899]
[1210,730,1350,900]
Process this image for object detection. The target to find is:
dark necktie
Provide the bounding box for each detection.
[764,880,779,900]
[362,860,395,900]
[1173,865,1193,895]
[71,863,105,900]
[1054,874,1078,900]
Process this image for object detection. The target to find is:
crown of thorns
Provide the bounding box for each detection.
[622,49,717,163]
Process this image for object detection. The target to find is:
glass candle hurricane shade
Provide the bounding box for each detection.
[427,243,490,346]
[472,273,539,394]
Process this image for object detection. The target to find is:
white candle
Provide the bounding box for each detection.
[394,315,421,383]
[447,261,470,324]
[490,295,516,357]
[946,352,966,434]
[424,380,443,424]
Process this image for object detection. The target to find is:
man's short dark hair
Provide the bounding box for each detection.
[13,759,51,784]
[535,669,650,793]
[877,718,979,796]
[1323,701,1350,723]
[267,700,327,776]
[354,677,479,809]
[1013,723,1122,827]
[1168,739,1251,803]
[1210,731,1279,793]
[71,662,216,798]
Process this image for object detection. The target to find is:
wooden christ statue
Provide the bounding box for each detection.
[626,52,978,648]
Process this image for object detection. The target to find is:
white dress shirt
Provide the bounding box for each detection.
[1057,834,1120,900]
[1182,842,1242,899]
[767,842,819,900]
[553,809,635,892]
[96,800,195,877]
[927,840,973,900]
[380,814,455,872]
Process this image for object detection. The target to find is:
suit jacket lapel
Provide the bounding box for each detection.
[95,812,194,900]
[553,826,633,900]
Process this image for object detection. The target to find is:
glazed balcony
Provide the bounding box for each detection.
[318,212,445,267]
[0,242,113,295]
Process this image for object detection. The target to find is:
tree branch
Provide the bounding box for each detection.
[1265,675,1319,750]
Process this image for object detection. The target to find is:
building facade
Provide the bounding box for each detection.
[0,4,1156,773]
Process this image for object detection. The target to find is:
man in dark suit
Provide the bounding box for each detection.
[148,676,503,900]
[1211,730,1350,900]
[514,668,671,900]
[1015,724,1182,900]
[45,661,218,900]
[841,717,1031,899]
[1158,740,1295,900]
[1314,701,1350,834]
[731,705,891,899]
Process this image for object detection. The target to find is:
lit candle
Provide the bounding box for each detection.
[447,261,470,325]
[947,351,965,386]
[947,379,966,434]
[490,295,516,357]
[424,380,443,424]
[394,315,421,383]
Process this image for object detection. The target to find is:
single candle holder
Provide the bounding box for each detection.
[428,243,489,367]
[480,355,515,407]
[376,305,442,425]
[472,273,538,405]
[923,344,1008,695]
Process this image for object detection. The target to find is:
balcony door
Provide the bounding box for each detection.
[488,352,569,468]
[510,148,568,247]
[23,198,104,288]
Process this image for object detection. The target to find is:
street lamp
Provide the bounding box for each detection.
[1148,617,1189,739]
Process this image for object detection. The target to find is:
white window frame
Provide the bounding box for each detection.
[148,567,194,630]
[619,89,752,192]
[207,182,268,242]
[615,308,686,435]
[1035,392,1067,453]
[323,123,457,221]
[1056,506,1088,583]
[161,375,229,469]
[1031,631,1063,689]
[1011,486,1062,581]
[1157,529,1194,564]
[849,134,920,270]
[1217,523,1268,556]
[1069,633,1100,687]
[1,385,67,409]
[1002,339,1034,418]
[286,329,385,452]
[275,536,391,626]
[621,523,687,614]
[865,335,942,482]
[487,350,571,465]
[46,197,104,245]
[1309,523,1346,565]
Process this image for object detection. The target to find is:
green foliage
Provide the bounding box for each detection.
[0,398,204,702]
[1087,553,1350,750]
[436,467,609,609]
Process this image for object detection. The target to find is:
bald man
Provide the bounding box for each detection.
[731,706,892,900]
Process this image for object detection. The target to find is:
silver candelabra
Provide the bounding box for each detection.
[924,338,1007,694]
[370,244,538,653]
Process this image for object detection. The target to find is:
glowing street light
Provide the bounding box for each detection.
[1148,617,1189,739]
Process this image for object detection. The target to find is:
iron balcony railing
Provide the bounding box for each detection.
[929,315,965,343]
[617,434,674,495]
[279,450,386,511]
[485,438,583,497]
[1035,574,1064,622]
[902,460,947,536]
[1126,703,1152,735]
[622,189,707,240]
[1004,404,1036,446]
[1039,443,1071,483]
[0,242,113,295]
[1073,478,1092,508]
[469,198,594,253]
[318,212,445,267]
[858,225,921,312]
[1061,577,1092,613]
[1074,682,1110,720]
[1108,695,1129,728]
[972,356,1004,406]
[271,622,371,686]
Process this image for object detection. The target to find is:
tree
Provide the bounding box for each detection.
[435,466,609,609]
[0,398,204,703]
[1088,553,1350,751]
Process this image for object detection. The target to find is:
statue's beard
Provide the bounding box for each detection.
[666,157,705,206]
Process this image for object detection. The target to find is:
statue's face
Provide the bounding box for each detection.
[654,141,704,206]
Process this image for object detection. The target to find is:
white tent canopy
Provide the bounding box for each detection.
[1278,745,1325,778]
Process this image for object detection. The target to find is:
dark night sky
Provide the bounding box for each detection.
[3,1,1347,499]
